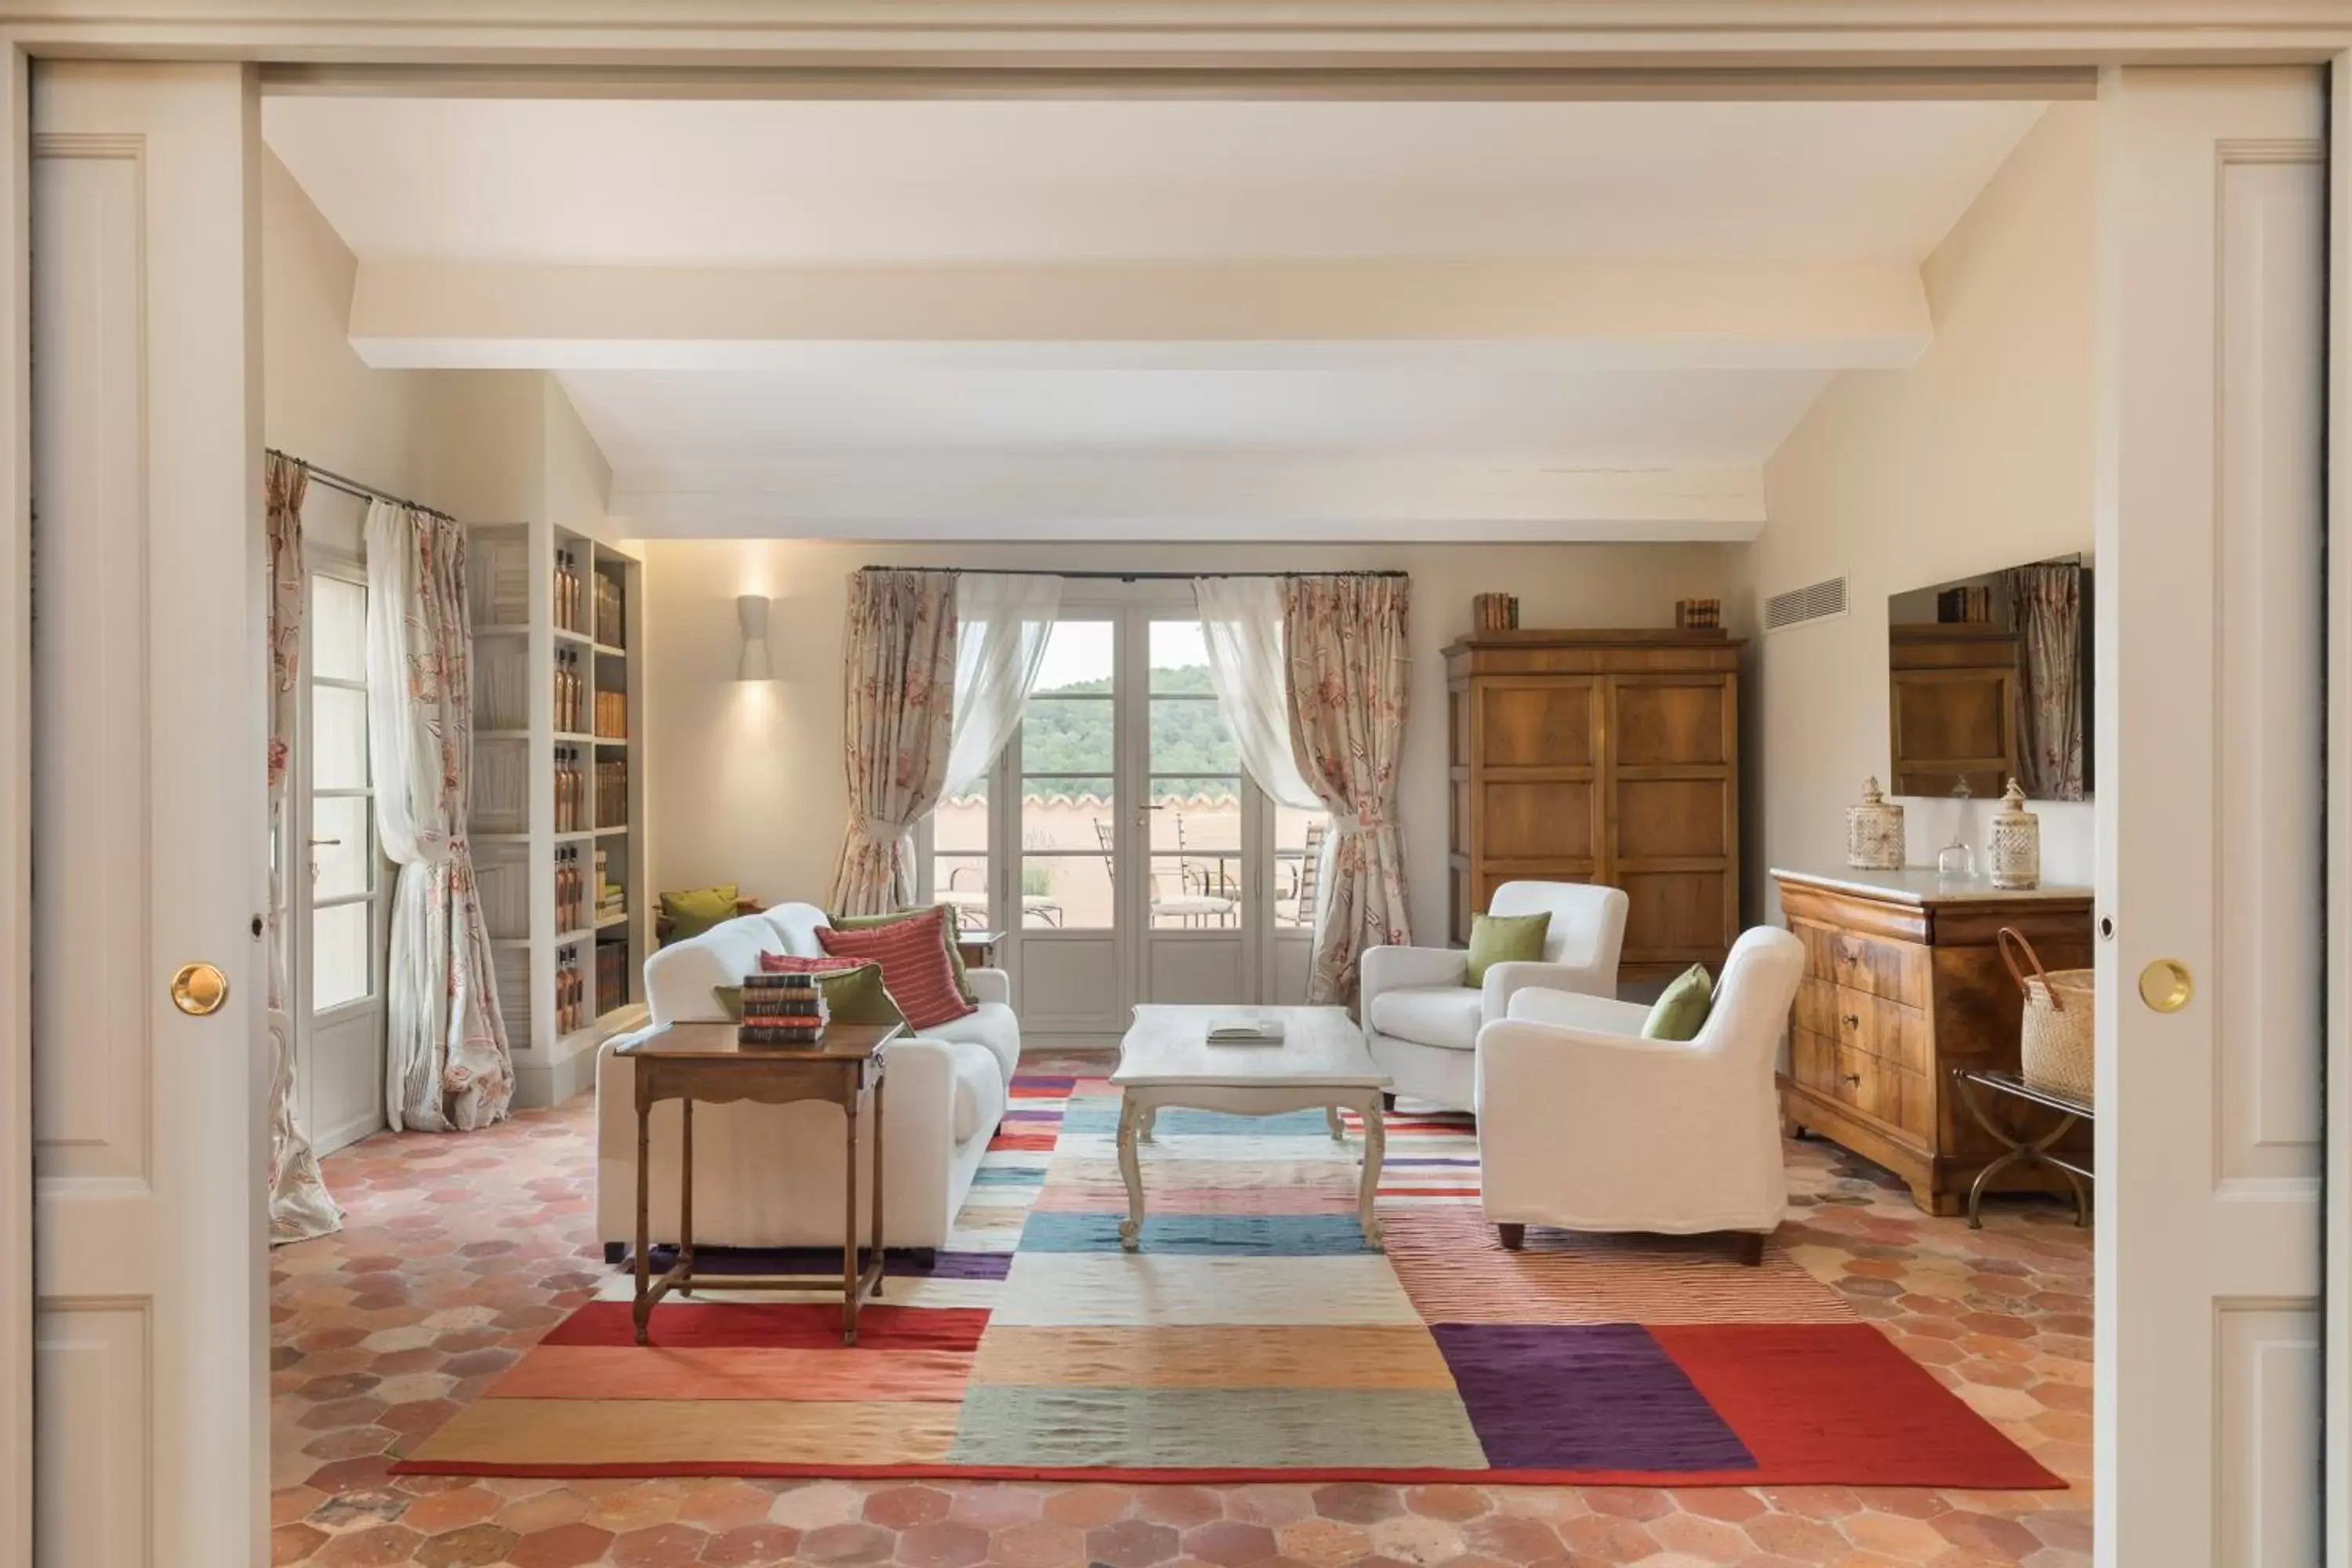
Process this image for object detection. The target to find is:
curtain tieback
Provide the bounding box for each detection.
[1330,807,1396,836]
[854,812,910,844]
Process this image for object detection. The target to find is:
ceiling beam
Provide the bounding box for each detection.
[349,258,1931,370]
[604,455,1766,541]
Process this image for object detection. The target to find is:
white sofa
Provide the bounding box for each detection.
[1359,880,1629,1112]
[595,902,1020,1261]
[1472,926,1805,1260]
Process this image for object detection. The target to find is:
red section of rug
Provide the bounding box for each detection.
[1652,1322,2060,1488]
[539,1301,991,1352]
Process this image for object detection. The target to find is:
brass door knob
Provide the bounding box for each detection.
[2138,958,2193,1014]
[169,962,228,1017]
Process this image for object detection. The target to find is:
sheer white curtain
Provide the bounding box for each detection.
[365,499,513,1131]
[943,572,1062,797]
[1195,577,1330,927]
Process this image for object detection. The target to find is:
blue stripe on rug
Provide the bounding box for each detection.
[1017,1211,1381,1255]
[1057,1106,1337,1137]
[971,1166,1047,1185]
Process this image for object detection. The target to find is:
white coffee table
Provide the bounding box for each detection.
[1109,1004,1393,1250]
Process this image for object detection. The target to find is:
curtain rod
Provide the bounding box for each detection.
[270,448,457,524]
[865,567,1408,582]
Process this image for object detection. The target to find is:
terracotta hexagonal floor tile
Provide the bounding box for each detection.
[898,1519,993,1568]
[1646,1508,1758,1563]
[1042,1484,1135,1529]
[1308,1483,1403,1526]
[989,1519,1087,1568]
[1402,1485,1489,1523]
[1459,1512,1566,1566]
[865,1484,955,1530]
[609,1521,713,1567]
[947,1484,1044,1530]
[1184,1519,1280,1566]
[1089,1517,1185,1567]
[398,1483,501,1536]
[411,1522,520,1568]
[310,1524,423,1568]
[504,1522,615,1568]
[701,1523,806,1566]
[1135,1486,1225,1528]
[797,1519,898,1566]
[768,1480,868,1532]
[270,1522,328,1565]
[1273,1516,1372,1567]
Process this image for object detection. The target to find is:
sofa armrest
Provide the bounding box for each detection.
[1360,944,1469,1013]
[965,967,1011,1007]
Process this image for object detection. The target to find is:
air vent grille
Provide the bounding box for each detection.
[1764,576,1849,633]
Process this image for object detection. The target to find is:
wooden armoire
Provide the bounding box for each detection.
[1444,630,1743,980]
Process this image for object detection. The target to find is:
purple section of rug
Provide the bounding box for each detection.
[640,1245,1014,1281]
[1432,1323,1755,1472]
[1001,1109,1064,1123]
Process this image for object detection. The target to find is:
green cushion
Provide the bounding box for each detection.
[714,961,904,1029]
[1465,911,1552,986]
[659,884,739,945]
[829,907,976,1003]
[1642,964,1715,1041]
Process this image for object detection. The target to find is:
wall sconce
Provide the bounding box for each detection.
[736,593,774,681]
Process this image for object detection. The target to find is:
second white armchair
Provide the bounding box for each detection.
[1360,880,1630,1112]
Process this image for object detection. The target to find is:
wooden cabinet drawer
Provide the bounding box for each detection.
[1792,1027,1932,1141]
[1793,920,1930,1010]
[1794,978,1932,1073]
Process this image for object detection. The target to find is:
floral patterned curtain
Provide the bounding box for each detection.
[2006,561,2086,801]
[264,453,342,1243]
[365,499,512,1131]
[1282,573,1414,1010]
[829,568,960,915]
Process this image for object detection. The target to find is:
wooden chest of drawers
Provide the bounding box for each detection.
[1772,867,2093,1217]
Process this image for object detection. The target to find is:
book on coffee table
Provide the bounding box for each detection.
[1205,1014,1287,1044]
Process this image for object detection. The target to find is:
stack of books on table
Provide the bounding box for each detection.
[1206,1013,1287,1045]
[739,972,828,1045]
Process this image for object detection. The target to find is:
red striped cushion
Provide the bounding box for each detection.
[815,907,975,1031]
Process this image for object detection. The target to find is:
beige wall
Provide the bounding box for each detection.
[1728,102,2098,909]
[637,539,1735,940]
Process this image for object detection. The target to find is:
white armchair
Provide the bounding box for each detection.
[1360,880,1629,1112]
[1472,925,1805,1261]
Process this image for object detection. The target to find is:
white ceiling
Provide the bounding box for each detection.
[261,96,2053,539]
[264,96,2044,267]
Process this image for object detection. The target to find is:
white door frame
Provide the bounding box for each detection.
[2,13,2350,1568]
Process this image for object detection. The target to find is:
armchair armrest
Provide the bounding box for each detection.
[1501,985,1656,1036]
[1360,945,1470,1014]
[1479,961,1622,1024]
[965,967,1012,1007]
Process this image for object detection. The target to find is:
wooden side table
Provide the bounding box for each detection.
[954,929,1002,969]
[618,1019,902,1345]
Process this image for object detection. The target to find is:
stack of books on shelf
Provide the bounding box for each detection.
[595,847,625,923]
[594,572,625,647]
[1936,584,1994,624]
[596,943,627,1016]
[739,972,827,1045]
[1472,593,1520,632]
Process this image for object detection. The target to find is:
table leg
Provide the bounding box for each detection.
[678,1098,695,1297]
[870,1074,887,1300]
[1356,1092,1386,1250]
[1324,1105,1346,1142]
[632,1098,652,1345]
[843,1098,861,1345]
[1116,1094,1145,1251]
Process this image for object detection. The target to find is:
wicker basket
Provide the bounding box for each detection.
[1998,927,2094,1100]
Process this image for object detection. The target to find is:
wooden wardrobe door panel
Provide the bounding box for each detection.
[1889,669,2015,797]
[1613,778,1730,860]
[1476,680,1597,768]
[1613,680,1730,767]
[1618,870,1730,958]
[1482,779,1598,862]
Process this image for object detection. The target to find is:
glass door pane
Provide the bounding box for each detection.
[1020,619,1115,931]
[1147,619,1242,930]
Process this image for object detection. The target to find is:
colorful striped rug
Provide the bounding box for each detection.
[395,1070,2058,1486]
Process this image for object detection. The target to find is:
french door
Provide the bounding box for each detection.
[288,556,388,1155]
[925,592,1320,1036]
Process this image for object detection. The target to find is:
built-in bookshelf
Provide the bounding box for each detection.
[466,521,648,1108]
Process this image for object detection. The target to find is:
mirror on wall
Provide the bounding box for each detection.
[1887,554,2091,802]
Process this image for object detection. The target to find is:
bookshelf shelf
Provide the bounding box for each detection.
[463,519,646,1109]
